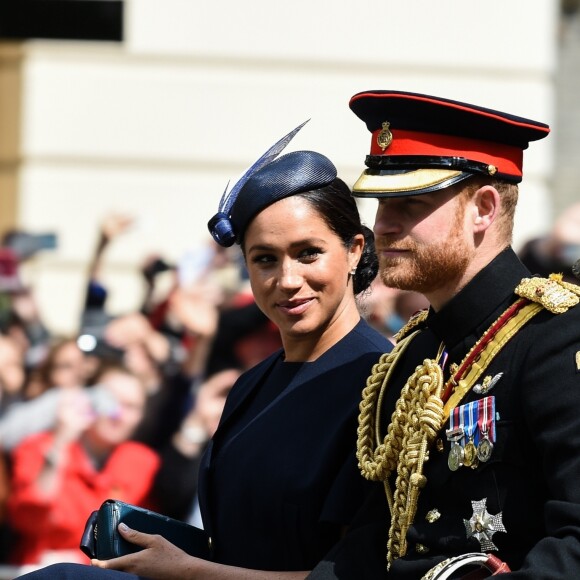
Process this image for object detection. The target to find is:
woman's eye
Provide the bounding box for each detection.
[299,247,322,261]
[251,254,276,265]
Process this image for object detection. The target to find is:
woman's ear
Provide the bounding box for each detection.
[349,233,365,271]
[471,185,500,233]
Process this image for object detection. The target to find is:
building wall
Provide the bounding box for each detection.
[0,43,22,235]
[0,0,558,334]
[553,9,580,217]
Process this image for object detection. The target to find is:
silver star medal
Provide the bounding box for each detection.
[473,372,503,395]
[463,498,507,551]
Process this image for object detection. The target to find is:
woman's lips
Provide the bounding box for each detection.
[276,298,314,316]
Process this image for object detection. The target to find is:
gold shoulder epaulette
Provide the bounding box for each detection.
[515,273,580,314]
[394,308,429,341]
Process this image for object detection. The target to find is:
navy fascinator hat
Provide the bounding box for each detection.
[208,122,337,247]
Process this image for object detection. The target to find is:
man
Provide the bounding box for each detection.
[308,91,580,578]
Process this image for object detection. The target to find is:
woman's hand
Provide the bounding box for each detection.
[92,523,311,580]
[91,523,199,580]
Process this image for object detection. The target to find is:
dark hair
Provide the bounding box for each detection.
[296,178,378,295]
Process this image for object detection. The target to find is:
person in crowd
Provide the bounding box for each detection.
[7,363,159,568]
[0,333,26,563]
[24,337,93,400]
[203,288,283,377]
[77,212,230,453]
[152,367,242,523]
[518,200,580,283]
[305,90,580,579]
[0,334,26,417]
[1,232,55,371]
[17,124,392,579]
[0,338,93,452]
[362,278,429,342]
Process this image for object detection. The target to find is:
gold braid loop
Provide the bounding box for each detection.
[385,359,444,568]
[357,332,420,483]
[356,330,444,569]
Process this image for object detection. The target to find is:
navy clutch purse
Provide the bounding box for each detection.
[80,499,211,560]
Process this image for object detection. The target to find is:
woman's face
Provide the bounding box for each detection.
[90,369,146,447]
[244,196,363,356]
[50,341,91,389]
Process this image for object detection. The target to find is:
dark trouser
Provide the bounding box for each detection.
[15,563,149,580]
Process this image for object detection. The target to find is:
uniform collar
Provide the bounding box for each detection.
[427,247,531,350]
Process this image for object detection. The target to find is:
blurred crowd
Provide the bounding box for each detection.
[0,214,280,572]
[0,211,424,573]
[1,200,577,573]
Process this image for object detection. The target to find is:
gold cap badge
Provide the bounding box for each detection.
[377,121,393,151]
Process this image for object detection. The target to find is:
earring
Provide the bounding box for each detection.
[350,267,357,276]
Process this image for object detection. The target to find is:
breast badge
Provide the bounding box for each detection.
[473,372,503,394]
[464,498,506,552]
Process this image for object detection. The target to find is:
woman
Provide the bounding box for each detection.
[8,363,159,566]
[17,131,392,579]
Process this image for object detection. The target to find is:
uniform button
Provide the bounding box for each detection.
[436,438,444,452]
[425,508,441,523]
[415,543,429,554]
[208,537,213,550]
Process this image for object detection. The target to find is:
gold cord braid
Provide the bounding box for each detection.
[357,331,421,487]
[357,294,549,571]
[386,359,444,566]
[356,331,444,568]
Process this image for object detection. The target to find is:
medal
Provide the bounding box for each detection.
[477,436,494,462]
[448,442,464,471]
[462,401,478,468]
[446,408,464,471]
[463,440,477,467]
[476,397,496,463]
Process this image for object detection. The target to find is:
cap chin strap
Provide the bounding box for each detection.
[366,155,501,176]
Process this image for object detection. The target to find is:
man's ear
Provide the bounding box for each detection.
[471,185,500,233]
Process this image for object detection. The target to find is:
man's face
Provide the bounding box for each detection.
[373,187,474,300]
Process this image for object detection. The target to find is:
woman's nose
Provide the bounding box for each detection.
[277,261,303,290]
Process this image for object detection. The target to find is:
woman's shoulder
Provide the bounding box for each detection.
[346,318,393,353]
[312,320,391,380]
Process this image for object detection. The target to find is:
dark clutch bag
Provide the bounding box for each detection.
[80,499,211,560]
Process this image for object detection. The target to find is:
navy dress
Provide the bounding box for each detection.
[198,318,391,570]
[16,318,391,579]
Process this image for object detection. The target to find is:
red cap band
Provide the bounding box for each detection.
[370,129,523,179]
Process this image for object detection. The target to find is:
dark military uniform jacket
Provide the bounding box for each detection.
[309,247,580,579]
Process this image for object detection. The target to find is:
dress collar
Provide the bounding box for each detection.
[426,247,531,350]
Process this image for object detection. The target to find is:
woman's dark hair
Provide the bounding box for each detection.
[297,178,378,295]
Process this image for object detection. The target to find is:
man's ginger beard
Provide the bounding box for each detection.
[379,200,473,295]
